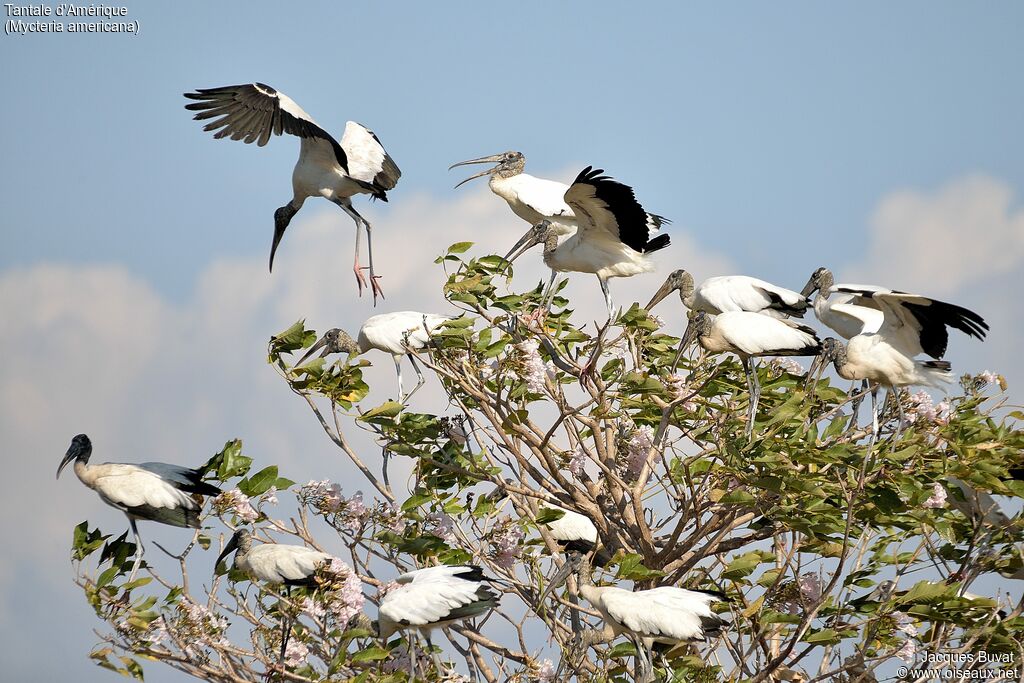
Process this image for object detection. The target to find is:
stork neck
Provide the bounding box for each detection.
[816,271,835,304]
[73,459,97,488]
[541,235,559,266]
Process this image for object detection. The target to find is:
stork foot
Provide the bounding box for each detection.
[369,274,385,305]
[353,263,369,295]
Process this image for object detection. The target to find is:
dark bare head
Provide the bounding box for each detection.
[216,528,252,570]
[647,269,695,311]
[450,151,526,188]
[57,433,92,479]
[297,328,361,366]
[800,267,835,299]
[504,220,558,263]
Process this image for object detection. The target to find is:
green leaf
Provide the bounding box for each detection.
[269,319,317,356]
[351,646,390,663]
[401,493,433,512]
[360,401,405,421]
[536,507,567,525]
[447,241,474,255]
[615,553,665,581]
[239,466,279,496]
[802,628,841,644]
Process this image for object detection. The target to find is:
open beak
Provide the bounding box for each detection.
[449,154,504,189]
[646,278,676,311]
[215,534,239,573]
[671,322,698,372]
[540,557,577,604]
[56,444,78,480]
[804,352,827,392]
[504,226,544,264]
[296,335,330,368]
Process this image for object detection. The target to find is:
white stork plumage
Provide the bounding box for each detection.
[647,269,809,318]
[449,151,578,289]
[504,167,670,317]
[57,434,221,581]
[807,288,988,439]
[298,312,455,402]
[676,311,821,438]
[543,551,728,682]
[216,527,332,586]
[184,83,401,302]
[372,565,498,679]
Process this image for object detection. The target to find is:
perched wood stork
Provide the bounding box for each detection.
[184,83,401,302]
[543,551,728,682]
[504,167,670,317]
[216,528,332,586]
[647,269,808,318]
[368,565,498,679]
[57,434,221,581]
[799,267,884,339]
[676,311,821,437]
[806,288,987,439]
[297,312,455,402]
[216,528,334,669]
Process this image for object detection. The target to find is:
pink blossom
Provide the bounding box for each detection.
[216,489,258,522]
[980,371,1000,385]
[426,511,455,541]
[537,659,557,681]
[261,486,279,506]
[490,521,525,569]
[300,597,325,620]
[516,339,549,393]
[566,445,587,478]
[922,483,947,509]
[283,639,309,667]
[798,572,823,603]
[621,425,656,481]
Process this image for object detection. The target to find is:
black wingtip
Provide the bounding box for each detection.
[644,233,671,253]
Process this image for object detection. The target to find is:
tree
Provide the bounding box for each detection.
[72,244,1024,682]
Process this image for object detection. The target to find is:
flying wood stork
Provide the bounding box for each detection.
[57,434,221,581]
[184,83,401,302]
[363,565,498,679]
[505,167,670,317]
[806,288,987,439]
[543,551,728,682]
[647,269,808,318]
[298,312,455,402]
[676,311,821,438]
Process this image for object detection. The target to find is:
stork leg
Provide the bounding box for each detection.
[408,638,416,683]
[394,355,406,403]
[868,384,881,449]
[404,354,426,402]
[846,379,869,433]
[127,518,144,583]
[742,357,761,439]
[278,585,293,678]
[598,276,617,320]
[337,201,370,295]
[426,632,444,676]
[891,388,907,448]
[541,270,558,311]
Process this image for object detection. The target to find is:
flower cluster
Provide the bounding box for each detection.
[619,423,656,481]
[283,639,309,667]
[175,599,230,661]
[536,659,557,681]
[565,445,587,479]
[326,558,365,626]
[213,488,258,523]
[298,480,366,533]
[516,339,551,393]
[425,511,456,541]
[489,518,525,569]
[921,482,948,509]
[904,391,951,427]
[891,611,918,662]
[769,357,805,377]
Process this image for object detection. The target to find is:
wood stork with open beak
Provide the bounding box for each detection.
[297,312,455,403]
[216,528,335,670]
[799,267,884,339]
[542,551,728,682]
[676,311,821,438]
[806,288,987,441]
[647,269,809,318]
[365,565,498,680]
[184,83,401,303]
[449,151,579,287]
[504,167,670,318]
[57,434,221,582]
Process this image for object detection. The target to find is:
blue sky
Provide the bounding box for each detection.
[2,2,1022,680]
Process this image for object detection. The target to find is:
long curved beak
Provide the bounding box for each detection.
[56,446,77,480]
[504,226,543,264]
[646,278,676,311]
[296,335,330,367]
[215,534,239,572]
[804,352,826,392]
[799,276,818,299]
[671,322,698,372]
[540,557,577,604]
[449,154,504,189]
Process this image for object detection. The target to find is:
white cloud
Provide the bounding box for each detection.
[0,188,729,681]
[847,175,1024,295]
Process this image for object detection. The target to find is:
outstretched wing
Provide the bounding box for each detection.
[184,82,348,171]
[340,121,401,199]
[563,167,669,253]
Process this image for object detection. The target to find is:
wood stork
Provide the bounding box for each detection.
[676,311,821,438]
[369,565,498,679]
[216,528,335,670]
[542,551,728,682]
[504,167,670,317]
[184,83,401,302]
[799,267,884,339]
[806,288,987,440]
[57,434,221,581]
[297,312,455,402]
[647,269,809,318]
